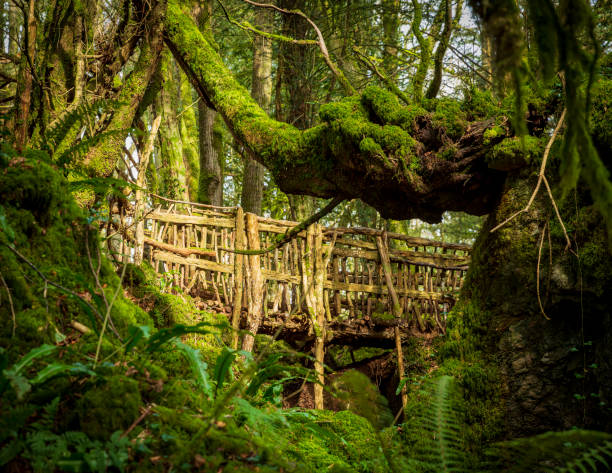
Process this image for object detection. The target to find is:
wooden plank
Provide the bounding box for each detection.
[153,250,233,273]
[320,279,451,300]
[331,247,470,270]
[149,211,235,228]
[258,222,307,235]
[144,237,216,258]
[323,226,472,251]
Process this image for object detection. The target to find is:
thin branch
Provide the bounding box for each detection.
[536,223,551,320]
[0,271,16,337]
[93,259,128,367]
[353,47,411,105]
[230,0,356,94]
[490,108,567,234]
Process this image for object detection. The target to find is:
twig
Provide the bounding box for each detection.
[121,404,153,439]
[85,231,122,339]
[490,108,567,234]
[94,260,128,367]
[536,223,550,320]
[232,0,356,94]
[0,271,16,337]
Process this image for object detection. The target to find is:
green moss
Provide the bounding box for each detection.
[483,125,505,144]
[487,135,543,171]
[361,86,427,133]
[331,370,394,430]
[287,410,391,473]
[76,375,142,439]
[429,98,468,140]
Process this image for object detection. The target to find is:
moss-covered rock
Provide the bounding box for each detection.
[0,152,155,358]
[330,370,394,430]
[76,375,142,439]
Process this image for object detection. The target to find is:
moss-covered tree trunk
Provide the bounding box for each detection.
[156,52,190,200]
[458,169,612,437]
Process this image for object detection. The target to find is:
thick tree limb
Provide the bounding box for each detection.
[164,0,516,222]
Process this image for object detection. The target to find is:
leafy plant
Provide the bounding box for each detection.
[402,375,468,473]
[0,345,94,400]
[36,99,125,167]
[0,397,132,473]
[485,429,612,473]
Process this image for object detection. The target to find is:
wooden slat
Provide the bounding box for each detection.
[331,247,470,269]
[149,211,235,228]
[153,250,233,273]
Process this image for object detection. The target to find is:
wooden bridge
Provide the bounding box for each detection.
[112,198,471,408]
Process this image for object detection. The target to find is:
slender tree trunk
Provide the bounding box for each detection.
[177,64,199,201]
[280,0,317,220]
[195,0,223,205]
[198,105,223,205]
[157,52,189,200]
[8,2,19,57]
[13,0,37,151]
[241,4,274,215]
[425,0,463,99]
[382,0,400,78]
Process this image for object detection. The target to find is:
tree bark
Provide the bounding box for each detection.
[241,3,274,215]
[12,0,37,151]
[195,0,223,206]
[156,52,190,200]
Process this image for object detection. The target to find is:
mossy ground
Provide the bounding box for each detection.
[0,153,406,472]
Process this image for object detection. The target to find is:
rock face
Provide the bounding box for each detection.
[465,172,612,437]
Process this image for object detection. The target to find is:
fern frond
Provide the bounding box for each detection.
[404,375,469,473]
[55,128,129,167]
[487,429,612,472]
[39,99,117,154]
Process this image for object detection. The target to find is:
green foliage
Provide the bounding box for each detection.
[0,397,132,473]
[486,430,612,473]
[402,376,468,473]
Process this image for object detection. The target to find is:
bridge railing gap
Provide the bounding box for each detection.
[113,202,471,410]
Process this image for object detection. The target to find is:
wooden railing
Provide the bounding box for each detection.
[113,200,471,409]
[115,202,470,333]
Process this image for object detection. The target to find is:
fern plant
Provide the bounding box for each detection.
[36,99,124,168]
[485,429,612,473]
[402,375,469,473]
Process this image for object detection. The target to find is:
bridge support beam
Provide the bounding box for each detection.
[376,234,408,412]
[241,213,266,353]
[231,207,245,350]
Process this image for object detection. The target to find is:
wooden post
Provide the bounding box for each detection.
[313,224,326,410]
[376,234,408,411]
[231,207,245,350]
[241,213,265,353]
[134,115,161,265]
